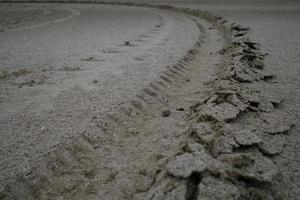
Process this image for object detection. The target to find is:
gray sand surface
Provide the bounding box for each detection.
[0,3,199,183]
[0,1,299,200]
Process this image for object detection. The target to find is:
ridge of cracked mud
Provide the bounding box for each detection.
[0,3,295,200]
[145,9,293,200]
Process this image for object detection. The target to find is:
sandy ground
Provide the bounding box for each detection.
[0,3,199,184]
[0,1,299,200]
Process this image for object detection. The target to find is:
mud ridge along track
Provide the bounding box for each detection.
[0,2,295,200]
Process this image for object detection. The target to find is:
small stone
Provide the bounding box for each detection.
[161,109,171,117]
[240,90,261,104]
[166,153,206,178]
[233,130,262,146]
[262,72,274,80]
[176,107,184,111]
[125,41,130,46]
[93,79,98,84]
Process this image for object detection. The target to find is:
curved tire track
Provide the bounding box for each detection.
[0,2,294,200]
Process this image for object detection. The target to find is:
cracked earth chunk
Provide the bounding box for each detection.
[213,136,239,156]
[215,80,239,92]
[200,103,240,122]
[267,124,291,135]
[239,90,261,104]
[216,136,239,153]
[214,90,237,103]
[258,135,286,155]
[206,158,228,178]
[260,114,293,135]
[182,140,205,154]
[228,94,248,111]
[222,153,278,183]
[258,98,274,112]
[197,176,240,200]
[234,66,265,83]
[234,69,255,83]
[192,122,212,135]
[191,123,214,144]
[166,153,206,178]
[233,130,262,146]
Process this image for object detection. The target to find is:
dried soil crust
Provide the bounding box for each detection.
[0,3,295,200]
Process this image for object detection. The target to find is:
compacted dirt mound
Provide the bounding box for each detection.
[0,3,296,200]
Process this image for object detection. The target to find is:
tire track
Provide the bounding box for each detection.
[4,7,81,32]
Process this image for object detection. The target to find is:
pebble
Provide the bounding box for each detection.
[161,109,171,117]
